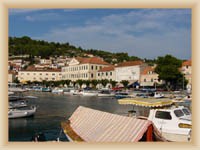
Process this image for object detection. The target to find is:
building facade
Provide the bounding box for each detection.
[140,66,163,87]
[96,66,115,81]
[62,57,109,81]
[181,60,192,90]
[115,60,147,82]
[18,68,62,82]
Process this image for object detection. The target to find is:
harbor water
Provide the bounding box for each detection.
[9,91,191,141]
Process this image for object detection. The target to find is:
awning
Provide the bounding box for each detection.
[62,106,156,142]
[118,98,173,108]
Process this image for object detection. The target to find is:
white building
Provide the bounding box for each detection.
[62,57,109,81]
[115,60,147,82]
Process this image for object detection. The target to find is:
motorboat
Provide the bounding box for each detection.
[154,92,164,98]
[97,89,115,97]
[52,88,63,94]
[9,100,27,109]
[147,106,192,142]
[115,92,131,99]
[81,90,98,96]
[42,87,51,92]
[8,105,37,119]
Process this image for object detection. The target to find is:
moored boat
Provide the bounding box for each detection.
[8,105,37,119]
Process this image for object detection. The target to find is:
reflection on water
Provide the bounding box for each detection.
[9,91,191,141]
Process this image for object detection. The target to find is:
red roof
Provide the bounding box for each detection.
[22,66,61,72]
[98,66,115,72]
[141,66,155,75]
[182,60,191,66]
[116,60,143,67]
[76,57,109,65]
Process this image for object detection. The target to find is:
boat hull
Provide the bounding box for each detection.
[8,106,36,119]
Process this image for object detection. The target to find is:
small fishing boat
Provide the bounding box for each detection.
[8,105,37,119]
[9,100,27,109]
[81,90,98,96]
[52,88,63,94]
[97,89,115,97]
[42,87,51,92]
[115,92,131,99]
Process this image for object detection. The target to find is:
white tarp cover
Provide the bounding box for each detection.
[69,106,152,142]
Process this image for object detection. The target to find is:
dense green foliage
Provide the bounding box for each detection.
[9,36,141,64]
[155,55,187,90]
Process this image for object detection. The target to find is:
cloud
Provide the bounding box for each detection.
[33,9,191,59]
[25,12,63,22]
[9,8,45,15]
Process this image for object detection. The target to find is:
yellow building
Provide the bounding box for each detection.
[62,57,109,81]
[18,67,62,82]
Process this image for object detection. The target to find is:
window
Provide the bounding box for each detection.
[33,73,36,75]
[98,73,100,76]
[144,79,146,82]
[151,78,153,82]
[110,72,112,75]
[40,73,42,75]
[182,108,190,115]
[46,73,48,75]
[106,72,108,76]
[27,73,29,75]
[91,65,94,70]
[52,73,55,76]
[155,111,172,120]
[102,72,104,75]
[91,73,93,78]
[96,66,98,70]
[174,110,184,117]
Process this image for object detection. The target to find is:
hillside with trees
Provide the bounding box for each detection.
[9,36,141,64]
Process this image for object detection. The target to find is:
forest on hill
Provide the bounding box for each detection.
[9,36,142,64]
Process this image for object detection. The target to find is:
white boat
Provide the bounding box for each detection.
[97,89,115,97]
[147,106,192,142]
[9,100,27,109]
[72,90,83,96]
[154,92,164,98]
[8,105,37,119]
[81,90,98,96]
[52,88,63,94]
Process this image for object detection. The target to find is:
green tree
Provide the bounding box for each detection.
[110,80,117,88]
[120,80,129,88]
[76,79,84,89]
[91,79,98,89]
[155,54,185,90]
[100,79,109,88]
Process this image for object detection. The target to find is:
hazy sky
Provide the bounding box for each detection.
[9,8,191,59]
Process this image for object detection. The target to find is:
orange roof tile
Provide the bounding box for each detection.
[182,60,191,66]
[22,66,61,72]
[76,57,109,65]
[141,66,155,75]
[98,66,115,72]
[116,60,143,67]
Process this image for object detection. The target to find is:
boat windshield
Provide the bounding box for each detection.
[174,109,184,117]
[182,108,191,115]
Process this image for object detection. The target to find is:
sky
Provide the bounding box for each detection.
[9,8,191,60]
